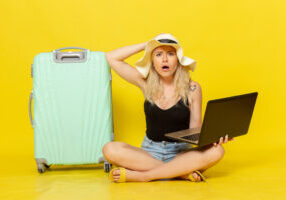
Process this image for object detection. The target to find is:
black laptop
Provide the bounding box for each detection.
[165,92,258,147]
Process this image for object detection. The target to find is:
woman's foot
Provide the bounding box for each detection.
[110,168,205,183]
[178,171,203,182]
[111,168,147,182]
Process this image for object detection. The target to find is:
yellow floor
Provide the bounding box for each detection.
[1,140,285,200]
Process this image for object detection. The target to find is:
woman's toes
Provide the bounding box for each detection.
[192,172,201,182]
[113,169,120,175]
[114,176,120,182]
[112,169,121,182]
[192,172,198,181]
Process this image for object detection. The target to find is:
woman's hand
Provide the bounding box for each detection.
[213,134,234,146]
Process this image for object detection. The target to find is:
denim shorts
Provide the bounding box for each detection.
[140,135,193,162]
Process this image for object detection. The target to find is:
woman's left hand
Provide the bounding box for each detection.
[213,134,234,146]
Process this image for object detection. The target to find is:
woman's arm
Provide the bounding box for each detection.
[105,42,148,89]
[188,81,202,128]
[188,82,234,145]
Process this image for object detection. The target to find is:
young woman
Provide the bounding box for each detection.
[103,33,233,183]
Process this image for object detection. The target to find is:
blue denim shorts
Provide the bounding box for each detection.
[140,135,193,162]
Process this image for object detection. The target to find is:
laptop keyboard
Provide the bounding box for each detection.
[181,133,200,141]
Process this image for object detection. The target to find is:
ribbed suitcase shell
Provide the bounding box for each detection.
[32,50,113,165]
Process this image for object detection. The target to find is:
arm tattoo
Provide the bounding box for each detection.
[189,84,197,92]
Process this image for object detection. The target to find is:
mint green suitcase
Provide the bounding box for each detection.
[29,47,113,173]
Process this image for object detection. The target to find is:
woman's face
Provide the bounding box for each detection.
[151,45,178,78]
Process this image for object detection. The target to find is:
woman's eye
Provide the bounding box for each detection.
[168,52,174,55]
[156,53,161,56]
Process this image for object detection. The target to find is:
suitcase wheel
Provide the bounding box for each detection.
[37,163,47,173]
[104,162,112,173]
[36,159,50,173]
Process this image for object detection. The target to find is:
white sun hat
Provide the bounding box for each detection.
[135,33,196,78]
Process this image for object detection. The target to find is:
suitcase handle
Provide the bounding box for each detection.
[29,90,34,128]
[54,47,87,52]
[57,52,83,60]
[53,47,87,63]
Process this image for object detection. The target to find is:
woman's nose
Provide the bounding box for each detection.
[162,54,168,62]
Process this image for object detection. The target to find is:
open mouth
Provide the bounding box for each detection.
[162,65,170,71]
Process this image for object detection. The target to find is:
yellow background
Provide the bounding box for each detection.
[0,0,285,199]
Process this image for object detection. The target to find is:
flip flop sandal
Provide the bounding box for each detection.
[188,170,206,182]
[109,167,126,183]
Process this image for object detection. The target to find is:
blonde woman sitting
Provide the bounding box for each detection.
[103,33,233,183]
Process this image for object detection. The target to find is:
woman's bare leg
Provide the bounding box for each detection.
[103,141,202,181]
[103,142,224,182]
[108,144,225,182]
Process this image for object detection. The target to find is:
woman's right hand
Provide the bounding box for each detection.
[213,134,234,146]
[106,41,148,62]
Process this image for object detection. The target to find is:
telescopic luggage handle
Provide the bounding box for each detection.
[55,47,87,51]
[29,90,34,128]
[53,47,87,63]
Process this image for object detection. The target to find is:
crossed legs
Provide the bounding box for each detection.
[102,141,224,182]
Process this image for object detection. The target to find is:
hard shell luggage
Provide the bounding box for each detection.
[29,47,114,173]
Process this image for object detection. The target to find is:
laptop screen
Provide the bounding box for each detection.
[198,92,258,146]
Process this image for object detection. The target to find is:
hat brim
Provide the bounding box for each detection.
[135,40,196,78]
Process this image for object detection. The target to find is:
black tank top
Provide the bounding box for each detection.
[144,98,190,142]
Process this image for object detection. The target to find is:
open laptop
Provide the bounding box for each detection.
[165,92,258,147]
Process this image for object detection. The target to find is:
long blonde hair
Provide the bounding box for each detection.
[143,62,192,108]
